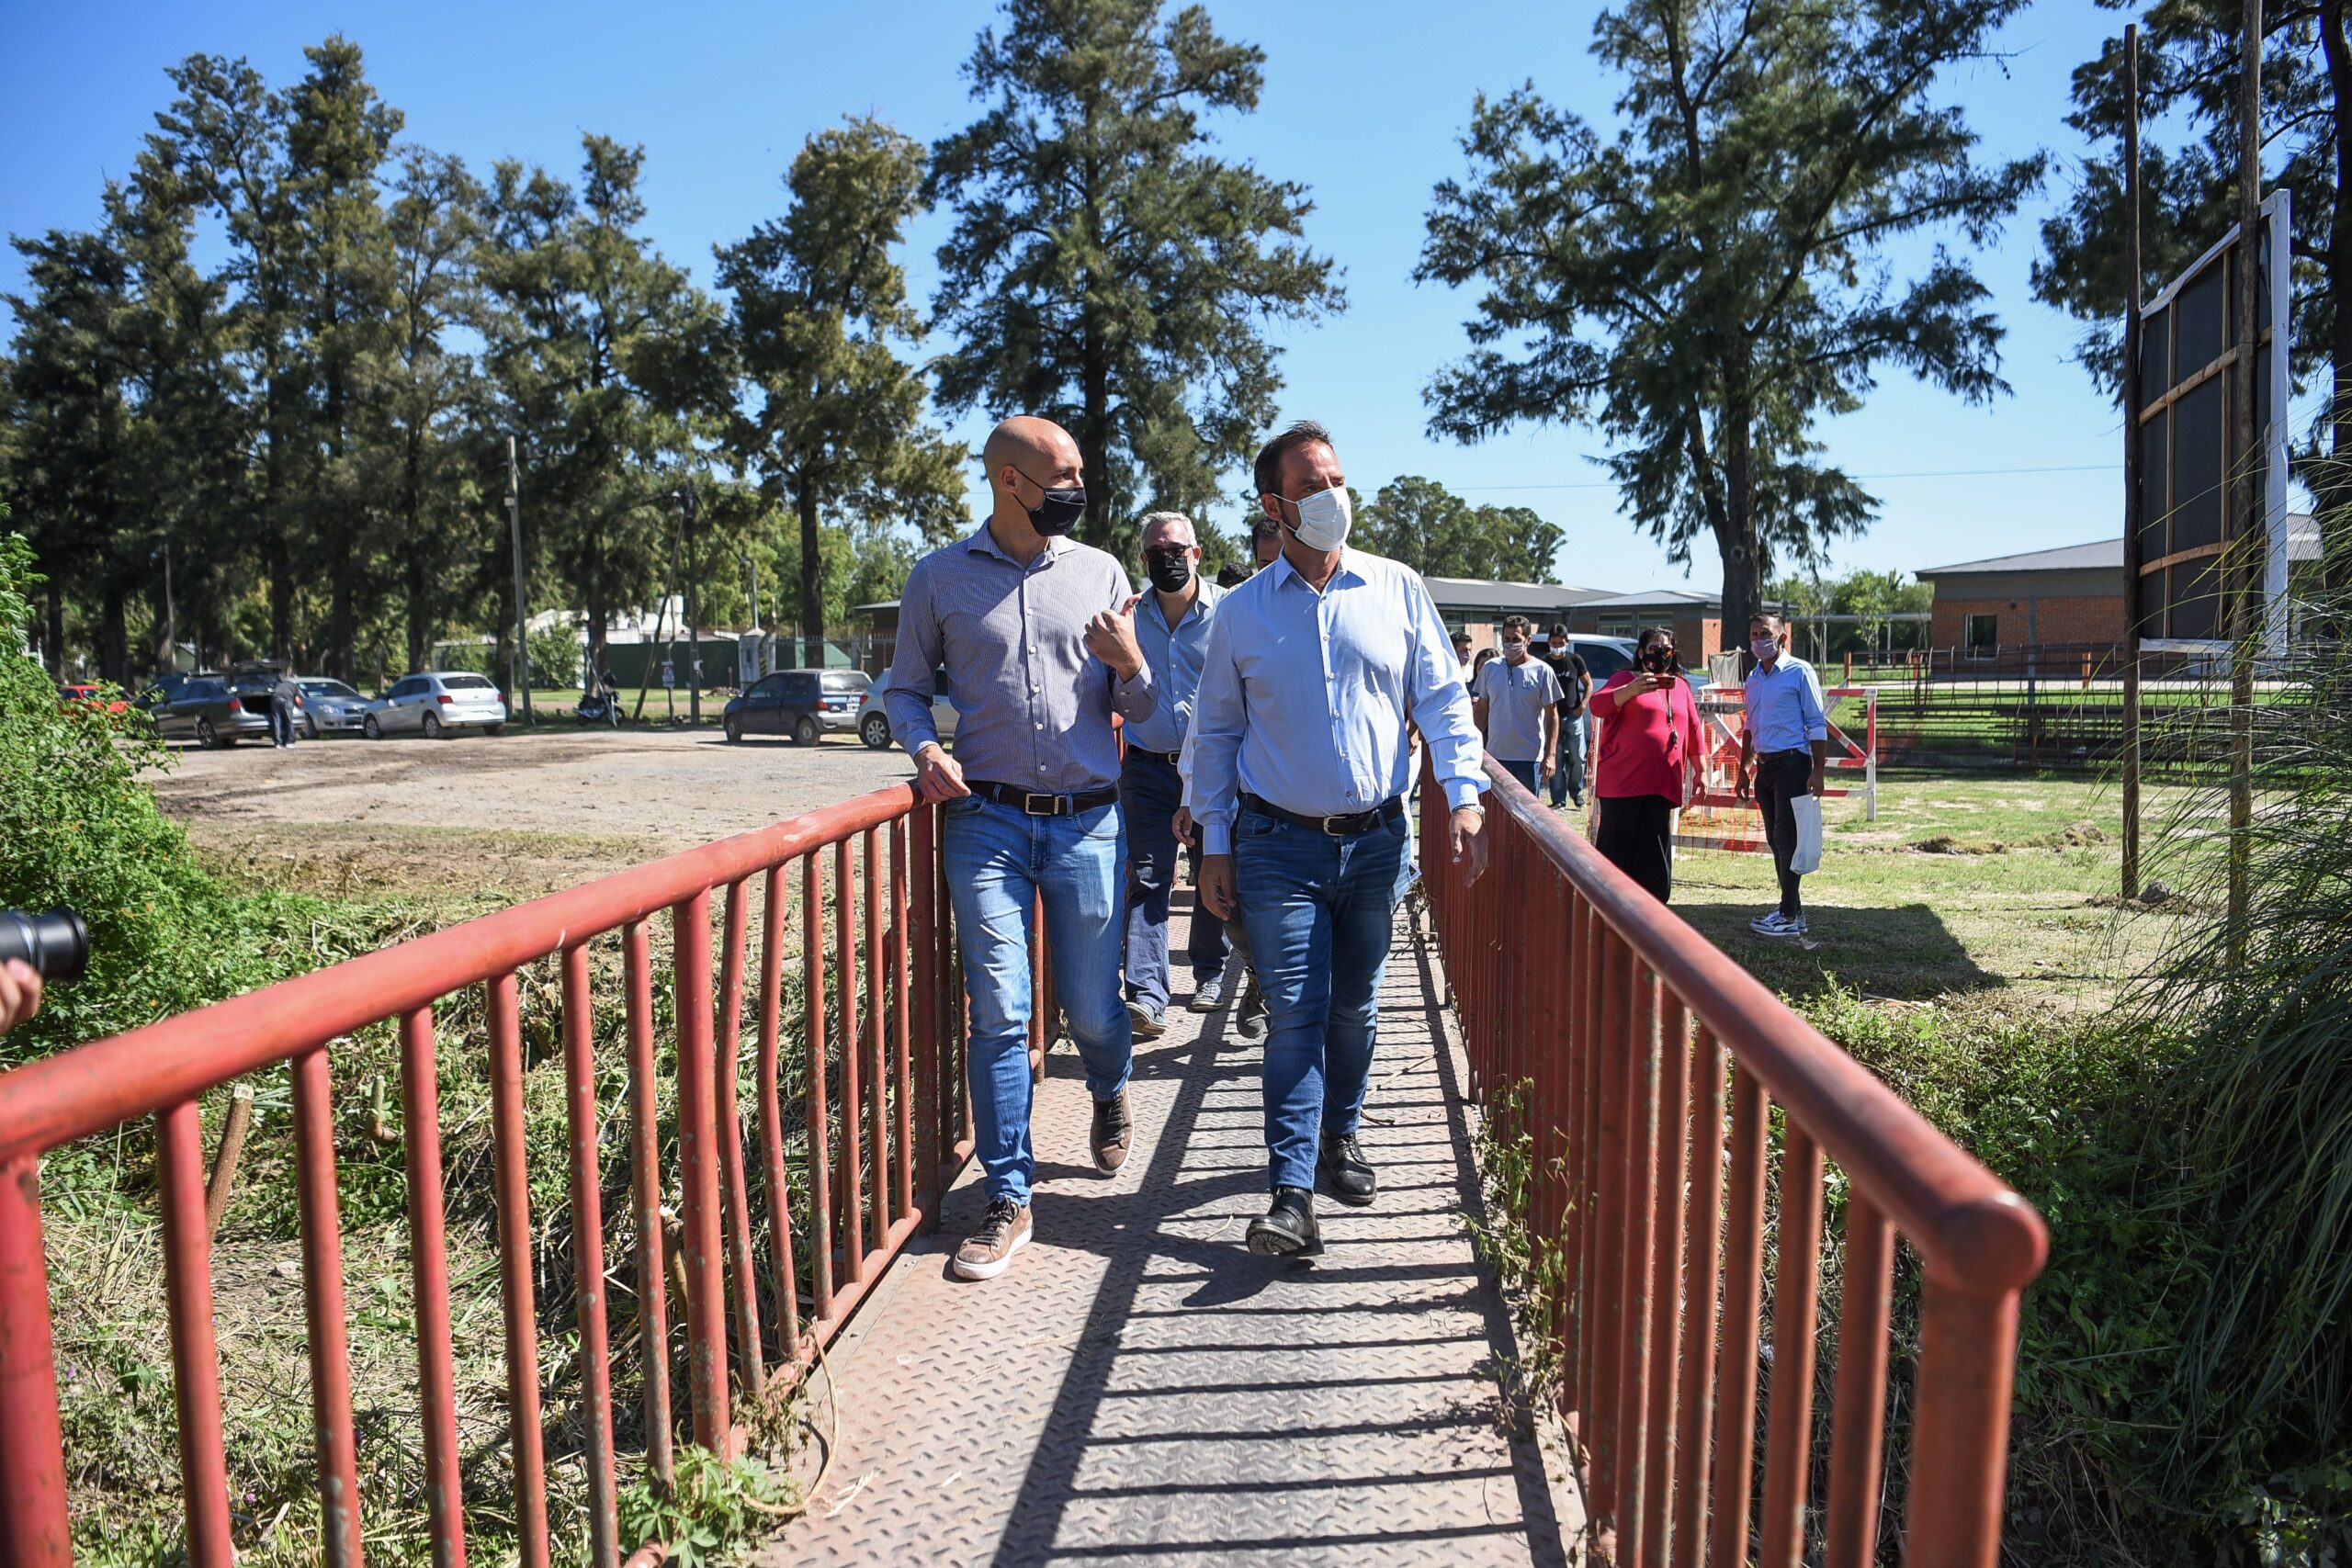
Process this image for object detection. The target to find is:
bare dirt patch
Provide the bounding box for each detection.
[150,726,919,896]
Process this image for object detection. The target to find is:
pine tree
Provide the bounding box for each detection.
[477,135,717,682]
[717,118,964,664]
[926,0,1342,553]
[282,36,402,680]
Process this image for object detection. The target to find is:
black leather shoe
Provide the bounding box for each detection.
[1246,1186,1322,1257]
[1317,1131,1376,1207]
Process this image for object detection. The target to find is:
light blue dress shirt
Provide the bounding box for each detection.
[1183,548,1488,856]
[1743,652,1829,754]
[1123,578,1224,755]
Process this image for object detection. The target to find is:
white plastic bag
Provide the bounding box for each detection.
[1790,793,1824,875]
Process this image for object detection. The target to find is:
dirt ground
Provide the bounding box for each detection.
[150,725,920,901]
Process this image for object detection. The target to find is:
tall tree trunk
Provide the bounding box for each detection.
[1081,343,1112,550]
[405,552,429,678]
[328,579,356,682]
[265,370,294,662]
[99,584,130,685]
[44,581,64,678]
[797,473,824,666]
[1718,398,1761,671]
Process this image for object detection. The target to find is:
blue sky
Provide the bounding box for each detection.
[2,0,2138,594]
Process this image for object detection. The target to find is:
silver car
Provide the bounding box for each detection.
[295,678,372,737]
[363,671,508,739]
[856,669,960,751]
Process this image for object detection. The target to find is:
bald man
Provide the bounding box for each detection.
[886,415,1157,1282]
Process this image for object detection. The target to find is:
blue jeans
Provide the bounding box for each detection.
[1550,712,1587,806]
[941,795,1136,1205]
[1233,805,1412,1192]
[1499,758,1540,794]
[1121,751,1228,1011]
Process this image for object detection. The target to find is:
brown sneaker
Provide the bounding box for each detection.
[953,1197,1032,1280]
[1091,1089,1133,1173]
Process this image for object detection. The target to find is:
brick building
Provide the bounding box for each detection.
[1918,515,2319,653]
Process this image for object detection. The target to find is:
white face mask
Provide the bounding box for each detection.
[1283,485,1352,552]
[1751,635,1780,662]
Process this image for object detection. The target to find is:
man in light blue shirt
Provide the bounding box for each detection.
[1186,421,1490,1257]
[1121,511,1227,1036]
[1736,611,1830,938]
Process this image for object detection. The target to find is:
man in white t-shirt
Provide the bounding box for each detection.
[1471,615,1562,796]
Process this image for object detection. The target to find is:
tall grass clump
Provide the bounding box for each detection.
[2123,516,2352,1555]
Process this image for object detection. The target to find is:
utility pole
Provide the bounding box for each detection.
[2121,24,2143,900]
[156,542,176,676]
[507,436,533,723]
[2226,0,2260,955]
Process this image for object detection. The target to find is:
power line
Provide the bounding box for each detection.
[1453,460,2122,493]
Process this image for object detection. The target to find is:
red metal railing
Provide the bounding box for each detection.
[1421,760,2045,1566]
[0,783,1009,1567]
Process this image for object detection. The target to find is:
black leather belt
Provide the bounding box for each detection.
[1240,791,1405,837]
[1129,747,1182,767]
[967,780,1120,816]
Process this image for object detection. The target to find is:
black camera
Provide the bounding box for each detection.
[0,908,87,984]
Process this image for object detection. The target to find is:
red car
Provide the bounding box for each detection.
[56,683,130,716]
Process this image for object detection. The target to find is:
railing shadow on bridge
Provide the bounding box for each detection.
[0,762,2043,1566]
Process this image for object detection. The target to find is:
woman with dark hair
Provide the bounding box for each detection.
[1590,626,1704,902]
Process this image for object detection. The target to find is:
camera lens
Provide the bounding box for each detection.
[0,908,88,984]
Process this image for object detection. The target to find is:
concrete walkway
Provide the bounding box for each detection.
[764,902,1577,1567]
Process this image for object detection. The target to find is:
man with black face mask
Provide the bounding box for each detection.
[886,415,1157,1283]
[1121,512,1230,1036]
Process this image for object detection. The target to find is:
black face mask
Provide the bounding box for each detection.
[1643,648,1676,673]
[1144,548,1194,595]
[1013,469,1087,536]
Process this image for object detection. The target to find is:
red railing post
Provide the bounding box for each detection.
[1640,997,1690,1568]
[1673,1030,1728,1558]
[910,805,942,1218]
[487,972,551,1568]
[292,1044,364,1568]
[1759,1123,1826,1567]
[890,818,915,1226]
[1905,1241,2038,1568]
[834,840,865,1283]
[1711,1063,1770,1568]
[715,882,765,1399]
[803,854,836,1324]
[1615,964,1662,1563]
[1826,1193,1895,1568]
[623,920,675,1488]
[674,891,730,1450]
[864,830,888,1260]
[755,868,802,1363]
[398,1010,468,1568]
[157,1098,235,1568]
[0,1156,68,1568]
[561,945,620,1568]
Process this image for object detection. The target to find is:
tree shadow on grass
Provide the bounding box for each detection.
[1673,899,2003,1001]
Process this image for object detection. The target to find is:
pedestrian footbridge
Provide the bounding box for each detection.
[0,767,2041,1566]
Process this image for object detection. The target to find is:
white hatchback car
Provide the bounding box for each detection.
[363,672,509,739]
[856,670,960,750]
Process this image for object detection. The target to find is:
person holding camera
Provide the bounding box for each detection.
[0,959,39,1035]
[1589,626,1704,903]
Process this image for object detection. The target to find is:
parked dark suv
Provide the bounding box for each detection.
[722,669,872,745]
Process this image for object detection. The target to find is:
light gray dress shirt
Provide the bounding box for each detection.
[886,522,1157,794]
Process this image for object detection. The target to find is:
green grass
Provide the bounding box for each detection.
[1662,769,2187,1010]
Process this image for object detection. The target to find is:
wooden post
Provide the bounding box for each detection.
[2226,0,2261,953]
[2121,23,2144,899]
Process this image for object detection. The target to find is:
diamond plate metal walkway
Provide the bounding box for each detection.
[764,899,1579,1567]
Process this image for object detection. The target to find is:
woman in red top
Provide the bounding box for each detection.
[1591,626,1705,902]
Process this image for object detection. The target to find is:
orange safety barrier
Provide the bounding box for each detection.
[1674,684,1879,854]
[1422,757,2042,1565]
[0,783,1030,1568]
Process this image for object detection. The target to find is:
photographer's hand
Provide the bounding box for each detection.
[0,960,41,1037]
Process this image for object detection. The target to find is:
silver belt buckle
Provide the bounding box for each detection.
[1023,791,1061,816]
[1321,813,1351,836]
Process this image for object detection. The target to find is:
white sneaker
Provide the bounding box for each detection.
[1750,910,1804,937]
